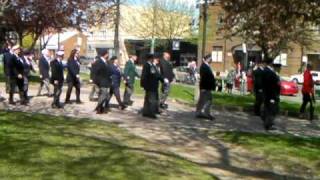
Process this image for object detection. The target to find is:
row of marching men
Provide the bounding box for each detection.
[2,44,176,117]
[2,44,84,107]
[90,50,175,116]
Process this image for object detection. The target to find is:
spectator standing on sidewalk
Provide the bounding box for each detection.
[240,71,247,95]
[299,63,315,121]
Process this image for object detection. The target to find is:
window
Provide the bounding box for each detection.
[212,46,223,62]
[274,53,287,66]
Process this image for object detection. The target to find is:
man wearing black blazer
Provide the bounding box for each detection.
[141,54,163,118]
[261,58,281,131]
[95,50,112,114]
[3,43,14,94]
[65,49,82,104]
[196,55,216,120]
[8,45,27,105]
[37,49,52,96]
[50,51,65,108]
[21,50,36,103]
[159,52,175,109]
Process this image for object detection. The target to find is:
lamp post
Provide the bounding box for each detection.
[195,0,209,102]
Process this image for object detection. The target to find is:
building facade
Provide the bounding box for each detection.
[198,2,320,77]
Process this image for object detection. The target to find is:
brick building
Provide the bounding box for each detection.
[198,2,320,77]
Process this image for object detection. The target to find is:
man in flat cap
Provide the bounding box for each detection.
[141,54,163,118]
[50,51,65,108]
[8,45,28,105]
[95,49,113,114]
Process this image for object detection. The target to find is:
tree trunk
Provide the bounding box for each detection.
[114,0,121,62]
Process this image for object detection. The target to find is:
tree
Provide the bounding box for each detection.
[0,0,116,50]
[220,0,320,61]
[124,0,194,52]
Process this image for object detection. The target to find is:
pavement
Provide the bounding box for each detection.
[0,84,319,179]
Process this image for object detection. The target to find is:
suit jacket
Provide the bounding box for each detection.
[253,66,264,93]
[159,59,175,82]
[95,57,112,88]
[124,59,139,85]
[22,56,35,77]
[199,63,215,91]
[8,55,24,79]
[141,62,163,92]
[66,59,80,83]
[38,56,50,79]
[111,64,122,88]
[263,66,280,102]
[3,51,13,76]
[50,59,64,85]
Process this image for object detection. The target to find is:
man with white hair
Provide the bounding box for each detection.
[50,51,65,108]
[37,49,52,96]
[8,45,27,105]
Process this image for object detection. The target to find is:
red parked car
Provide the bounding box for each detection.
[235,75,299,96]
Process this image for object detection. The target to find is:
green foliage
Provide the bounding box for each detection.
[0,111,216,179]
[220,0,320,59]
[215,131,320,177]
[22,34,35,49]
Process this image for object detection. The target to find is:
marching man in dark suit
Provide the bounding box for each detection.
[196,55,216,120]
[123,55,139,106]
[37,49,52,96]
[109,56,127,110]
[253,58,265,116]
[8,45,27,105]
[22,50,36,103]
[3,42,14,95]
[65,49,82,104]
[159,52,175,109]
[50,51,65,109]
[95,50,113,114]
[141,54,163,119]
[261,58,281,131]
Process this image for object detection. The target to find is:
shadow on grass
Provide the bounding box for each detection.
[0,111,216,179]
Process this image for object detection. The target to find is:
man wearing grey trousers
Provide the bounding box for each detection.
[196,55,216,121]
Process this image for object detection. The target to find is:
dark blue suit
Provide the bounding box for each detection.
[109,64,124,107]
[50,59,64,108]
[37,56,51,96]
[65,58,81,103]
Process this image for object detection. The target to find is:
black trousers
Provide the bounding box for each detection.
[261,100,279,130]
[9,77,26,104]
[123,84,134,104]
[65,81,81,102]
[143,91,159,117]
[52,83,63,107]
[254,91,264,116]
[300,93,314,120]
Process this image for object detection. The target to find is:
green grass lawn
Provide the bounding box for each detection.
[214,131,320,178]
[0,111,216,179]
